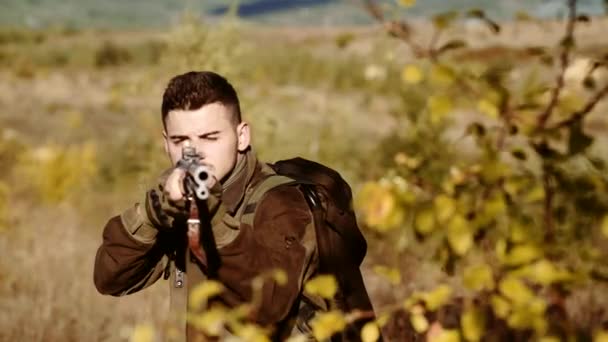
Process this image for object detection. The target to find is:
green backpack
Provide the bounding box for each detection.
[237,157,377,341]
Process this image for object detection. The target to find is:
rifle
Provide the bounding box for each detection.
[176,145,221,278]
[176,145,211,201]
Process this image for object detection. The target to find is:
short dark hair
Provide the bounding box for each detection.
[161,71,241,128]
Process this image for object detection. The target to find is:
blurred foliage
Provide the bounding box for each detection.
[15,142,99,203]
[353,0,608,340]
[95,41,132,68]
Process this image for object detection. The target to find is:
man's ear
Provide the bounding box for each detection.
[236,122,251,152]
[162,130,170,156]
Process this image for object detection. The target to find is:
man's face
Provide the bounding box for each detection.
[163,102,250,183]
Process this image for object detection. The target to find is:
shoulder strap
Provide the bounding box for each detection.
[237,174,298,227]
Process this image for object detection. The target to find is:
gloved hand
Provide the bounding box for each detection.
[145,168,221,231]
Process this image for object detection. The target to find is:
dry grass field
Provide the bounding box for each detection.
[1,14,608,341]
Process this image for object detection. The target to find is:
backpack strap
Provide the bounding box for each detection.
[237,174,299,227]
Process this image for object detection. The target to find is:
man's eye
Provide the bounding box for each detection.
[204,136,218,141]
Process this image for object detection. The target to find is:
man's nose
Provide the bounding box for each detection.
[190,143,206,160]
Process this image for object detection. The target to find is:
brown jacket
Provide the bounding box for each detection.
[94,151,320,340]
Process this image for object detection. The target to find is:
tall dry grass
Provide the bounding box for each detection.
[0,203,168,341]
[1,14,608,341]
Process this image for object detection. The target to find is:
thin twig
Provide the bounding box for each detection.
[496,90,513,151]
[428,27,444,62]
[551,81,608,129]
[542,167,555,242]
[362,0,426,58]
[536,0,577,129]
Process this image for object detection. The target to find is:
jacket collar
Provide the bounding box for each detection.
[221,149,260,215]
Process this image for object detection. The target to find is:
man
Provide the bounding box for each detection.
[94,71,373,341]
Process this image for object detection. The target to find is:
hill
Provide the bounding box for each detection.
[0,0,605,29]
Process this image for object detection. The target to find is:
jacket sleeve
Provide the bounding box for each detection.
[94,169,223,296]
[93,202,168,296]
[211,185,318,326]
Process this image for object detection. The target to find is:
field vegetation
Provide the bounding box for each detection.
[1,1,608,340]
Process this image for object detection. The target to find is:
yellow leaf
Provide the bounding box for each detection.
[232,304,253,320]
[434,195,456,224]
[402,64,424,84]
[189,280,224,309]
[422,285,452,311]
[305,275,338,299]
[461,308,485,342]
[476,196,506,226]
[449,166,467,185]
[463,263,494,291]
[518,259,573,285]
[601,216,608,238]
[509,222,530,243]
[394,152,422,169]
[447,215,473,256]
[311,311,347,340]
[130,323,155,342]
[187,306,227,336]
[373,265,402,285]
[403,295,418,310]
[595,330,608,342]
[410,312,429,333]
[429,329,461,342]
[539,336,561,342]
[235,324,271,342]
[477,99,499,118]
[377,313,391,327]
[398,0,416,7]
[506,298,547,331]
[504,179,524,196]
[357,182,404,232]
[480,161,510,183]
[428,95,453,124]
[524,186,545,203]
[503,244,542,266]
[415,208,436,235]
[558,93,585,114]
[429,65,455,86]
[532,298,548,315]
[272,269,288,286]
[498,277,534,306]
[495,239,507,261]
[534,316,548,335]
[491,295,511,319]
[361,322,380,342]
[441,179,455,196]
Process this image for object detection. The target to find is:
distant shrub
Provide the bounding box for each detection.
[95,41,132,68]
[137,39,166,65]
[47,50,70,67]
[0,29,46,45]
[16,142,99,203]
